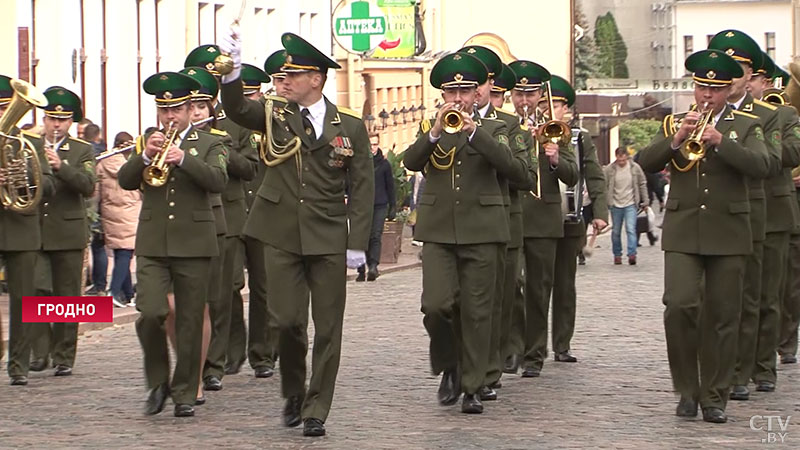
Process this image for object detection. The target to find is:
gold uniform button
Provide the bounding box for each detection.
[700,205,707,210]
[248,190,253,195]
[169,201,175,207]
[456,187,461,191]
[456,200,460,205]
[701,173,706,177]
[170,177,176,182]
[455,174,461,178]
[170,189,175,194]
[168,214,175,219]
[704,188,709,194]
[456,161,462,166]
[300,199,304,203]
[43,202,49,207]
[43,213,48,217]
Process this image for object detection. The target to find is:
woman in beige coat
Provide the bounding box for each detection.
[97,132,141,306]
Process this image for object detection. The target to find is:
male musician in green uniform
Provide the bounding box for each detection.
[405,52,526,414]
[708,31,800,399]
[489,64,515,109]
[225,63,270,376]
[0,74,55,385]
[458,46,533,400]
[184,45,259,385]
[510,59,579,378]
[219,32,374,436]
[546,76,608,363]
[29,86,95,377]
[638,49,770,423]
[119,72,228,417]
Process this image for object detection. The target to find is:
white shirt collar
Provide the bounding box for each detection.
[729,94,746,111]
[478,102,491,118]
[300,96,327,122]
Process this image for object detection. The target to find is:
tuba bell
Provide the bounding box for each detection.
[0,79,48,213]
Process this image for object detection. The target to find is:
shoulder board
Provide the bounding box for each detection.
[21,130,40,139]
[135,135,145,155]
[733,110,759,120]
[754,99,778,111]
[494,108,515,119]
[482,116,503,123]
[337,106,361,120]
[209,128,228,136]
[265,94,287,103]
[420,119,432,134]
[69,136,91,145]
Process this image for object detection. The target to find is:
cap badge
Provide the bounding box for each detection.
[164,91,173,100]
[453,54,462,61]
[467,48,476,54]
[707,70,716,79]
[709,52,718,58]
[454,73,463,82]
[207,47,217,53]
[520,77,529,85]
[188,69,196,75]
[725,31,735,38]
[160,74,168,81]
[55,105,64,112]
[205,62,215,71]
[286,55,293,64]
[726,48,735,56]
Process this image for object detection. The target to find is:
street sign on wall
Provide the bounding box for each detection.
[586,78,695,93]
[332,0,416,58]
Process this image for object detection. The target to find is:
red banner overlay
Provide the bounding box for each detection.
[22,296,114,323]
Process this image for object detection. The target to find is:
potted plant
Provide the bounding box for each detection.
[380,148,410,263]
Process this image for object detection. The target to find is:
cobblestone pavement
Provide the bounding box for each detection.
[1,237,799,449]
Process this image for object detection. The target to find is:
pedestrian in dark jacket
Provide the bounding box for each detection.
[358,134,396,281]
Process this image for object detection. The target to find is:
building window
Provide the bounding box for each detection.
[765,32,776,59]
[684,35,693,56]
[706,34,714,46]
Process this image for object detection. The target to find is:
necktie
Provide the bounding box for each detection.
[301,108,316,140]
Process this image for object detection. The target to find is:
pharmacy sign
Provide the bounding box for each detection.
[333,0,388,53]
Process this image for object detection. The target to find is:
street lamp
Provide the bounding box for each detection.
[390,107,399,126]
[364,113,375,132]
[400,106,408,124]
[378,109,390,129]
[409,105,418,121]
[419,103,427,119]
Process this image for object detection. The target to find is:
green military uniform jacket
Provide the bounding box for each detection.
[215,107,259,236]
[220,81,374,255]
[0,129,56,251]
[403,114,525,245]
[638,106,770,255]
[520,127,579,239]
[35,134,96,250]
[764,103,800,232]
[564,130,608,237]
[118,128,229,257]
[491,107,535,249]
[739,94,782,241]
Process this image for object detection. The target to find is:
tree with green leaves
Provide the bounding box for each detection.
[574,0,599,90]
[619,119,661,152]
[594,12,629,78]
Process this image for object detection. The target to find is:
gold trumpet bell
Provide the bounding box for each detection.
[442,108,464,134]
[538,120,572,146]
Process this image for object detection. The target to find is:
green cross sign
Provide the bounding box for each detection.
[335,1,386,52]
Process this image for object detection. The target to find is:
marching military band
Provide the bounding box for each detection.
[1,24,799,436]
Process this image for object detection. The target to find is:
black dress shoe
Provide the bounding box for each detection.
[479,386,497,401]
[461,393,483,414]
[521,367,541,378]
[781,353,797,364]
[756,380,776,392]
[254,366,274,378]
[355,272,366,282]
[303,418,326,437]
[437,369,461,406]
[730,385,750,401]
[224,360,244,375]
[503,355,520,374]
[195,395,206,406]
[30,358,49,372]
[488,380,502,389]
[9,376,28,386]
[174,404,195,417]
[675,397,697,417]
[54,364,72,376]
[203,375,222,391]
[702,407,727,423]
[144,384,170,415]
[554,351,578,362]
[283,395,303,427]
[366,268,378,281]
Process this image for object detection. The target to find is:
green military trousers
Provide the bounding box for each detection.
[4,251,36,378]
[754,231,790,384]
[421,242,498,395]
[485,243,507,387]
[663,251,745,410]
[228,235,278,371]
[136,256,209,405]
[264,244,341,422]
[733,240,763,385]
[501,251,526,366]
[552,234,583,354]
[203,234,231,380]
[778,232,800,356]
[522,237,558,371]
[30,249,83,368]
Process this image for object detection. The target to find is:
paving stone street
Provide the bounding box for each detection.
[1,236,800,449]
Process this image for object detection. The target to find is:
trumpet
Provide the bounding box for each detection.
[442,104,464,134]
[142,122,178,187]
[680,102,714,161]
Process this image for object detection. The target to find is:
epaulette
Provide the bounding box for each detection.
[337,106,361,120]
[733,110,759,120]
[209,128,228,136]
[495,108,515,119]
[69,136,91,145]
[754,99,778,111]
[265,94,288,103]
[420,119,432,134]
[21,130,40,139]
[520,123,529,132]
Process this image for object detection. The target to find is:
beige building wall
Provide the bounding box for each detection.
[1,0,333,143]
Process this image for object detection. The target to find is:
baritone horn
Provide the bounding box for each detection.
[142,122,178,187]
[0,79,48,213]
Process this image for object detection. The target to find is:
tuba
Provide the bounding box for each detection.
[142,122,178,187]
[680,102,714,161]
[0,79,48,213]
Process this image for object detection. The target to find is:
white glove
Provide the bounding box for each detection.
[346,249,367,269]
[219,25,242,84]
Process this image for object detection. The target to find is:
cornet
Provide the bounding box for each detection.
[680,102,714,161]
[442,104,464,134]
[142,122,178,187]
